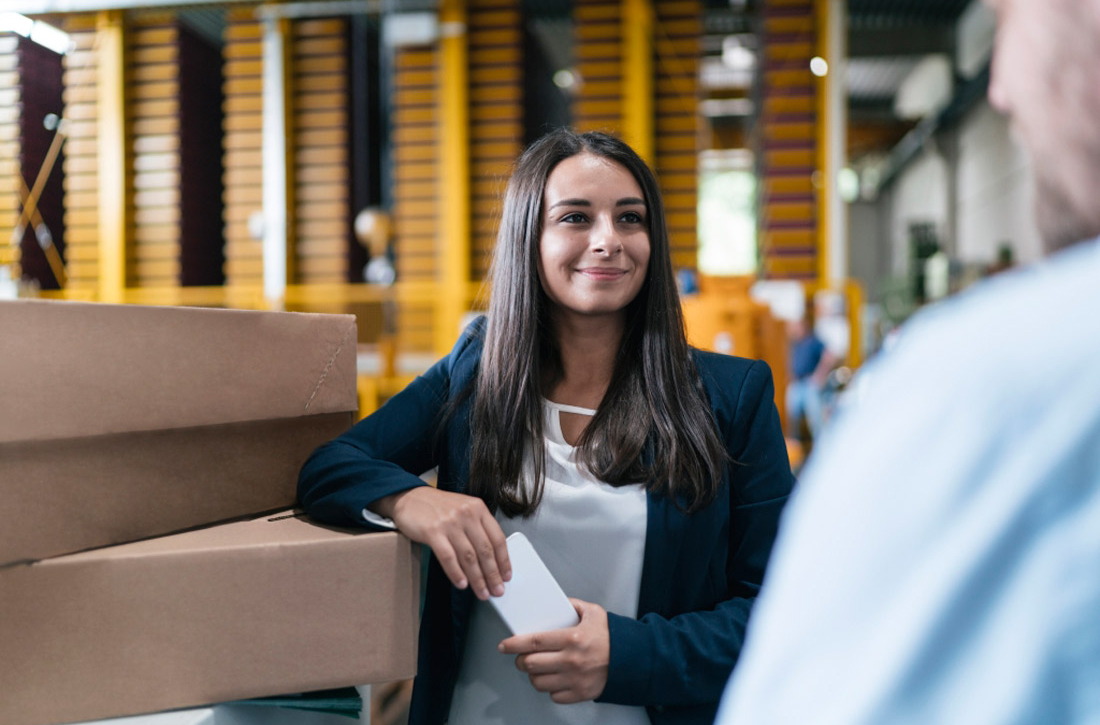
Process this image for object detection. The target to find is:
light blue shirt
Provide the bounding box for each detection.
[717,238,1100,725]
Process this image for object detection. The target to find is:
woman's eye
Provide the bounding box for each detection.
[561,212,587,223]
[620,211,645,224]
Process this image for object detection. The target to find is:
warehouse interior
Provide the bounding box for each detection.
[1,0,1020,405]
[1,0,1042,722]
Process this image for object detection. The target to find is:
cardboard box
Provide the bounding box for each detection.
[69,701,364,725]
[0,512,420,725]
[0,300,358,566]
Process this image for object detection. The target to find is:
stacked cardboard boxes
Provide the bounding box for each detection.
[0,300,419,725]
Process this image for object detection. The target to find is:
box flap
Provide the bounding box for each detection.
[1,300,357,443]
[55,510,351,562]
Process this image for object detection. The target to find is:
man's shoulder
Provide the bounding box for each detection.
[831,237,1100,465]
[894,238,1100,384]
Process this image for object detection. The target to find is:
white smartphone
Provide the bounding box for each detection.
[489,532,580,636]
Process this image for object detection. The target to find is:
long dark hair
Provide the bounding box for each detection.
[468,129,726,516]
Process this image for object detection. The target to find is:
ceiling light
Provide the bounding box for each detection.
[30,19,72,55]
[810,56,828,77]
[0,13,71,55]
[0,13,33,37]
[722,36,755,71]
[553,69,576,89]
[838,167,859,202]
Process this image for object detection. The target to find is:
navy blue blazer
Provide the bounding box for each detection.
[299,318,794,725]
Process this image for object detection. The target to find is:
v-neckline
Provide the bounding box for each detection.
[543,399,596,446]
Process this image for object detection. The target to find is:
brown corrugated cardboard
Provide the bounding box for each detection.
[0,511,420,725]
[0,299,358,566]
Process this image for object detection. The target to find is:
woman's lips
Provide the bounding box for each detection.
[578,267,627,280]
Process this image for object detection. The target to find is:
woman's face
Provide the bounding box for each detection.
[537,152,651,324]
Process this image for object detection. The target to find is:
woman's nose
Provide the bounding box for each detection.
[590,216,622,255]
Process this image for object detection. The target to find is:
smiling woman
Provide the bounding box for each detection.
[538,152,652,321]
[298,129,795,725]
[469,130,727,522]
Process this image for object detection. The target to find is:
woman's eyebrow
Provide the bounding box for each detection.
[547,197,646,210]
[548,198,591,210]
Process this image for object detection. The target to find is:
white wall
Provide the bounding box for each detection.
[849,200,886,301]
[878,99,1041,282]
[889,145,951,275]
[955,100,1042,265]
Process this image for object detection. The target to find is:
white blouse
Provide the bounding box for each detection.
[447,399,649,725]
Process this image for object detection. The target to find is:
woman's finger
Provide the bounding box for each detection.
[527,672,570,694]
[427,536,468,591]
[549,688,586,705]
[481,513,512,583]
[466,518,505,597]
[514,651,565,675]
[450,534,491,599]
[506,599,610,703]
[498,629,569,655]
[385,488,511,597]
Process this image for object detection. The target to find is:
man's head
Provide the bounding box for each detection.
[986,0,1100,252]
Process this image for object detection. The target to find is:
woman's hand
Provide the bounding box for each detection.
[369,487,511,600]
[498,598,610,704]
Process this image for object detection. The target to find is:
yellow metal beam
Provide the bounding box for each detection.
[814,0,848,286]
[814,0,829,285]
[845,278,863,368]
[438,0,471,354]
[622,0,654,165]
[96,10,128,303]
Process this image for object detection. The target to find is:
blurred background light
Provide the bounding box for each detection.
[0,13,72,54]
[552,69,576,89]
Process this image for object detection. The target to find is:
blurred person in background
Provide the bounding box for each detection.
[300,129,793,725]
[785,310,837,446]
[715,0,1100,723]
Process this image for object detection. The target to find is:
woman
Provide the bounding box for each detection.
[298,129,793,725]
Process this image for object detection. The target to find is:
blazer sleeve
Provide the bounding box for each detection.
[599,359,794,707]
[297,323,478,530]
